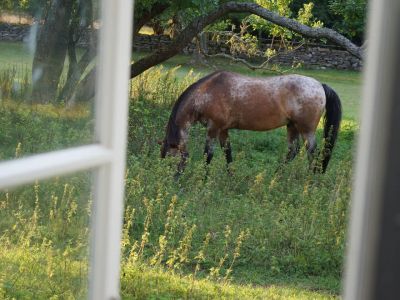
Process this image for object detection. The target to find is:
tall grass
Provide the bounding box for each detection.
[0,65,93,161]
[126,66,355,290]
[0,65,357,298]
[0,65,30,101]
[0,173,91,298]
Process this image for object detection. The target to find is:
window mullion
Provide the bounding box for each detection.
[89,0,134,299]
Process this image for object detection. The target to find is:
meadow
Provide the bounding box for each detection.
[0,41,361,299]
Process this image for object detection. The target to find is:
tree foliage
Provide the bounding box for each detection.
[2,0,365,103]
[0,0,48,16]
[245,0,322,42]
[329,0,367,44]
[291,0,367,44]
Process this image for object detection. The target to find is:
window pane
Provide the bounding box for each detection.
[0,1,99,160]
[0,171,92,298]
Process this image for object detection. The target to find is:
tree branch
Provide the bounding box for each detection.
[133,4,169,36]
[131,2,363,78]
[201,41,305,73]
[204,52,277,71]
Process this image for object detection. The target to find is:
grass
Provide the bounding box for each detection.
[0,42,361,299]
[121,262,337,299]
[0,42,33,72]
[0,41,94,160]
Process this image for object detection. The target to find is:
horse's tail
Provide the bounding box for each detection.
[321,83,342,173]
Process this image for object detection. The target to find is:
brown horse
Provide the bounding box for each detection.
[160,71,342,174]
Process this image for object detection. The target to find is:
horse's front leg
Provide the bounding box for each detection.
[177,151,189,175]
[219,130,234,176]
[176,128,190,177]
[204,130,217,164]
[204,139,214,164]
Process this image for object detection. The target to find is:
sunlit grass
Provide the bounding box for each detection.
[0,42,33,71]
[0,45,361,298]
[121,263,338,300]
[138,25,155,35]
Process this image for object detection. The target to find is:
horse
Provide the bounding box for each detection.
[160,70,342,174]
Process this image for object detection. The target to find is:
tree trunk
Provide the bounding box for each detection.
[68,67,97,105]
[31,0,73,104]
[59,46,96,104]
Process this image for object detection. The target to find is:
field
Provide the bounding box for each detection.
[0,41,361,299]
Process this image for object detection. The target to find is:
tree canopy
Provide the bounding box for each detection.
[134,0,367,44]
[1,0,367,104]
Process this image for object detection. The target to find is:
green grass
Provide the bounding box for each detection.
[126,65,354,295]
[0,244,337,299]
[0,42,33,70]
[121,263,337,300]
[0,41,94,160]
[0,42,361,299]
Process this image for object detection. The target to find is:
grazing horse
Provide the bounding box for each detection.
[160,71,342,174]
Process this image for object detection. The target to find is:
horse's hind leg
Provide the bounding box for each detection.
[219,130,233,164]
[286,123,300,162]
[301,131,318,170]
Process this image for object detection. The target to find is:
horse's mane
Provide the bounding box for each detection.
[165,71,223,146]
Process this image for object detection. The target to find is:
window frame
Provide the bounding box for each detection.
[0,0,134,299]
[344,0,400,299]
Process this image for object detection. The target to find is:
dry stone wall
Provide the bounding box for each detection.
[0,23,30,42]
[133,33,362,71]
[0,23,362,71]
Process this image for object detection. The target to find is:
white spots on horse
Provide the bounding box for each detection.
[281,75,326,115]
[229,77,254,101]
[287,98,302,115]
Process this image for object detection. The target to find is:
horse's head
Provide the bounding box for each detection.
[159,139,181,158]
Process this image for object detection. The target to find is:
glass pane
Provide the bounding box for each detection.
[0,171,92,298]
[0,1,99,160]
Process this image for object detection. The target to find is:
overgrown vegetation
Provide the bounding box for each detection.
[0,45,360,298]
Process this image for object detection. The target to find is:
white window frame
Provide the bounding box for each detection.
[0,0,134,299]
[344,0,400,299]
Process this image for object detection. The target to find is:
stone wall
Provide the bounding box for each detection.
[0,23,30,42]
[0,23,362,70]
[132,33,362,71]
[0,23,93,46]
[269,46,362,70]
